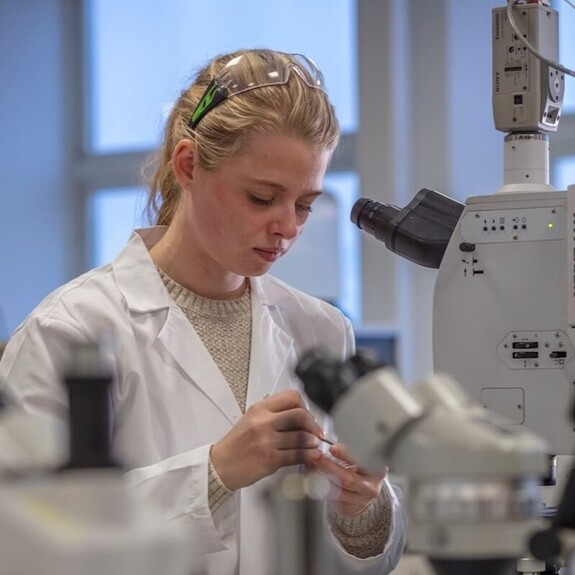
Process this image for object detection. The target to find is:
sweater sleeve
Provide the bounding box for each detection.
[328,482,393,558]
[208,449,234,512]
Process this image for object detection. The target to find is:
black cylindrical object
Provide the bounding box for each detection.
[63,343,118,469]
[350,200,401,245]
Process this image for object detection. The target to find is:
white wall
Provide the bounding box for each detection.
[0,0,70,337]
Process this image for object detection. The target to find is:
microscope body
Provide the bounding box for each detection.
[433,190,575,460]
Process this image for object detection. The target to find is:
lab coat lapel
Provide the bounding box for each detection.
[246,289,295,407]
[114,229,242,424]
[158,307,243,424]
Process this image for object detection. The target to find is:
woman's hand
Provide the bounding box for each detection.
[313,443,386,516]
[210,390,324,490]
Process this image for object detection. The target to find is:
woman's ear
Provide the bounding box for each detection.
[171,139,197,187]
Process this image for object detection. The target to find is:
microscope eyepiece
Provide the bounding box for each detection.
[350,198,400,244]
[350,189,464,269]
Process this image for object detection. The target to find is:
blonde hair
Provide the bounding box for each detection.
[144,49,340,226]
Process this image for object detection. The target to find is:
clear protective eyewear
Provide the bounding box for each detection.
[188,52,327,130]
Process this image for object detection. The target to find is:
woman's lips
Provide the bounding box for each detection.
[254,248,282,262]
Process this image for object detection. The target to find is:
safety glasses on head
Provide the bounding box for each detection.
[188,51,327,130]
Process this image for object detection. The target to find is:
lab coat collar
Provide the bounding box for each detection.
[113,227,296,419]
[249,270,295,308]
[113,227,173,313]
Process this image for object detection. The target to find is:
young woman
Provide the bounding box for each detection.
[0,49,406,574]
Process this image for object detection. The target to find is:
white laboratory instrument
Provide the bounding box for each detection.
[352,0,573,481]
[295,347,550,575]
[434,0,572,457]
[0,469,199,575]
[349,0,575,571]
[0,344,201,575]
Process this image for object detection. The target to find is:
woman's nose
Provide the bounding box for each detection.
[272,206,299,239]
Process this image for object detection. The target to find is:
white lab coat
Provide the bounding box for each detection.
[0,228,406,575]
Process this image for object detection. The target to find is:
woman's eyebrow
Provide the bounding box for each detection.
[249,178,324,196]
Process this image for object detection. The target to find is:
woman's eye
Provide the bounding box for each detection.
[296,204,313,213]
[250,195,274,206]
